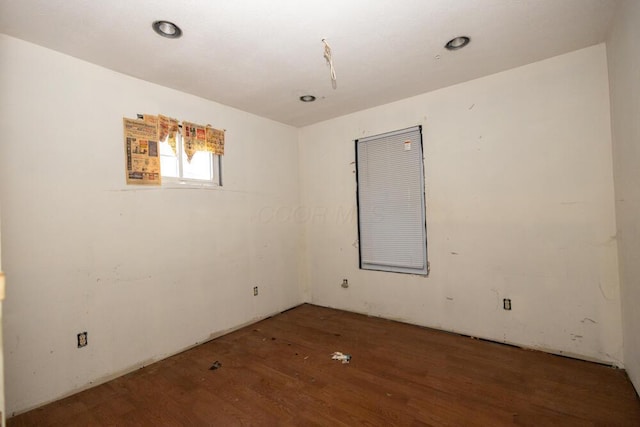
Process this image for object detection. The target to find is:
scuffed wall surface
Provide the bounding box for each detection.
[299,44,623,366]
[0,34,304,415]
[606,0,640,393]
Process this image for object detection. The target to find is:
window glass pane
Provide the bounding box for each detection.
[182,151,213,181]
[159,141,178,178]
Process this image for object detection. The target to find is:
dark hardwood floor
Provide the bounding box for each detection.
[9,304,640,426]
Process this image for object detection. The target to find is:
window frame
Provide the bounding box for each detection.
[354,125,428,276]
[159,130,223,187]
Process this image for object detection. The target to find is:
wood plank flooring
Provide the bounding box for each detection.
[9,304,640,426]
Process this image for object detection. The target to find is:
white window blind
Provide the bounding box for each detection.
[355,126,428,275]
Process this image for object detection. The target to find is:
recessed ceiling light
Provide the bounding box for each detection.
[152,20,182,39]
[445,36,470,51]
[299,95,316,102]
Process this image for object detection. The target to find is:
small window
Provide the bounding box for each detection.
[160,132,222,185]
[355,126,428,275]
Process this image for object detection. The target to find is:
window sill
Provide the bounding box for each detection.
[161,177,220,189]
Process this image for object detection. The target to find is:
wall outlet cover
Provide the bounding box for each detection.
[77,332,88,348]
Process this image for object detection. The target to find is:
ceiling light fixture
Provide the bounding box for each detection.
[152,20,182,39]
[299,95,316,102]
[445,36,470,51]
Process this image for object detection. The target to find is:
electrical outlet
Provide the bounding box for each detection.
[503,298,512,311]
[253,286,259,296]
[77,332,88,348]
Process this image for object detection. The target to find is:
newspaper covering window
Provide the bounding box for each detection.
[158,114,180,155]
[182,121,207,162]
[207,126,225,155]
[124,114,225,185]
[123,118,161,185]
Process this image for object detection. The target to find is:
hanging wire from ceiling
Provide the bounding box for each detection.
[322,38,337,89]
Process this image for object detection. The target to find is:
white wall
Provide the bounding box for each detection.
[606,0,640,393]
[0,200,5,425]
[299,44,623,365]
[0,34,303,415]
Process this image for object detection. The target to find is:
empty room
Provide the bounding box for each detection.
[1,0,639,425]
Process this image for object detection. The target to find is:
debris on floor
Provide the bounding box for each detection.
[331,352,351,364]
[209,361,222,370]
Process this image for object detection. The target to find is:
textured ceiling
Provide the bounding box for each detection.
[0,0,618,127]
